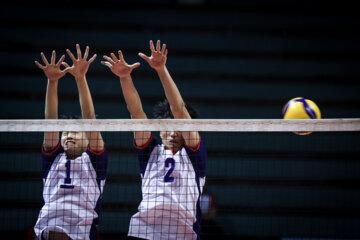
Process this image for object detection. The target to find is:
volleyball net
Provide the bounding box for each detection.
[0,119,359,240]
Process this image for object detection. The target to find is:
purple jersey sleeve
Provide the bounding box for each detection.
[41,142,63,179]
[134,134,160,175]
[86,146,108,181]
[184,137,207,178]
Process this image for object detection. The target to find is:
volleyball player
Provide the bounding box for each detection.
[102,40,207,240]
[34,44,108,240]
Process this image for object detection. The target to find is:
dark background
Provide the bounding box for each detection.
[0,0,360,239]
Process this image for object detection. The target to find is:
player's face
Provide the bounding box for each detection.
[160,131,184,153]
[61,131,89,158]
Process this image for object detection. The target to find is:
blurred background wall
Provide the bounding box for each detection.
[0,1,359,239]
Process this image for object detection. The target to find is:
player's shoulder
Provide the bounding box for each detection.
[85,146,108,158]
[42,142,64,156]
[137,135,161,150]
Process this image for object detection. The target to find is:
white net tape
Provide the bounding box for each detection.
[0,118,359,132]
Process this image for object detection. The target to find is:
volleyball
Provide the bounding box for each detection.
[282,97,321,135]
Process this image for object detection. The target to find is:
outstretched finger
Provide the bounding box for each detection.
[40,52,49,65]
[118,50,125,62]
[149,40,155,53]
[138,52,151,62]
[83,46,90,60]
[156,40,161,52]
[88,54,97,64]
[61,62,71,68]
[51,50,56,65]
[164,49,168,57]
[66,49,77,62]
[61,62,72,73]
[76,44,82,59]
[161,44,166,55]
[129,62,141,70]
[56,55,66,67]
[62,68,71,74]
[35,60,45,69]
[101,61,112,68]
[103,55,115,65]
[110,52,119,62]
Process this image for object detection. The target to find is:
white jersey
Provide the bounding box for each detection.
[128,135,207,240]
[34,142,108,240]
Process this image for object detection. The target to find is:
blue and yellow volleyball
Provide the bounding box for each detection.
[282,97,321,135]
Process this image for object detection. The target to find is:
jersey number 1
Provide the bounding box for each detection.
[164,158,175,183]
[60,160,74,189]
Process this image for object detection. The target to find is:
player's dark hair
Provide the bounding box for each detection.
[153,99,199,119]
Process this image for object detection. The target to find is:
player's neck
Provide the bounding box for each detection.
[65,151,81,160]
[165,147,181,155]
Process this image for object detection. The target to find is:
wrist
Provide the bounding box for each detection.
[75,76,86,82]
[47,78,59,85]
[120,75,132,81]
[155,66,167,74]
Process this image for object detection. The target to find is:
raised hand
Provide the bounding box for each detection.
[139,40,168,71]
[62,44,97,80]
[35,50,67,81]
[101,50,140,78]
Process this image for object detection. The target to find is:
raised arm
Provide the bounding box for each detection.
[101,50,151,147]
[139,40,200,148]
[35,50,67,152]
[62,44,104,152]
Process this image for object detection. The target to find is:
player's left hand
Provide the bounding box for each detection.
[102,50,140,78]
[35,50,68,82]
[62,44,97,80]
[139,40,168,71]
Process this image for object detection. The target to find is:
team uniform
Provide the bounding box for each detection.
[34,142,108,240]
[128,134,207,240]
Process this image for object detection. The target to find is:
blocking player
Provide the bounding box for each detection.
[102,40,207,240]
[34,44,108,240]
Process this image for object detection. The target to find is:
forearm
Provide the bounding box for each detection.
[76,77,96,119]
[119,76,151,146]
[45,80,59,119]
[44,80,59,150]
[76,76,104,151]
[119,76,147,119]
[156,66,189,119]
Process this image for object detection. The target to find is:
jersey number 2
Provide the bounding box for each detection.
[164,158,175,183]
[60,160,74,189]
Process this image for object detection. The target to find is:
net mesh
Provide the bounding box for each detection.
[0,119,359,240]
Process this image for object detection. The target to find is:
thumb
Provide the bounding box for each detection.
[130,62,141,70]
[138,52,150,62]
[61,62,72,73]
[35,61,45,70]
[61,62,70,68]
